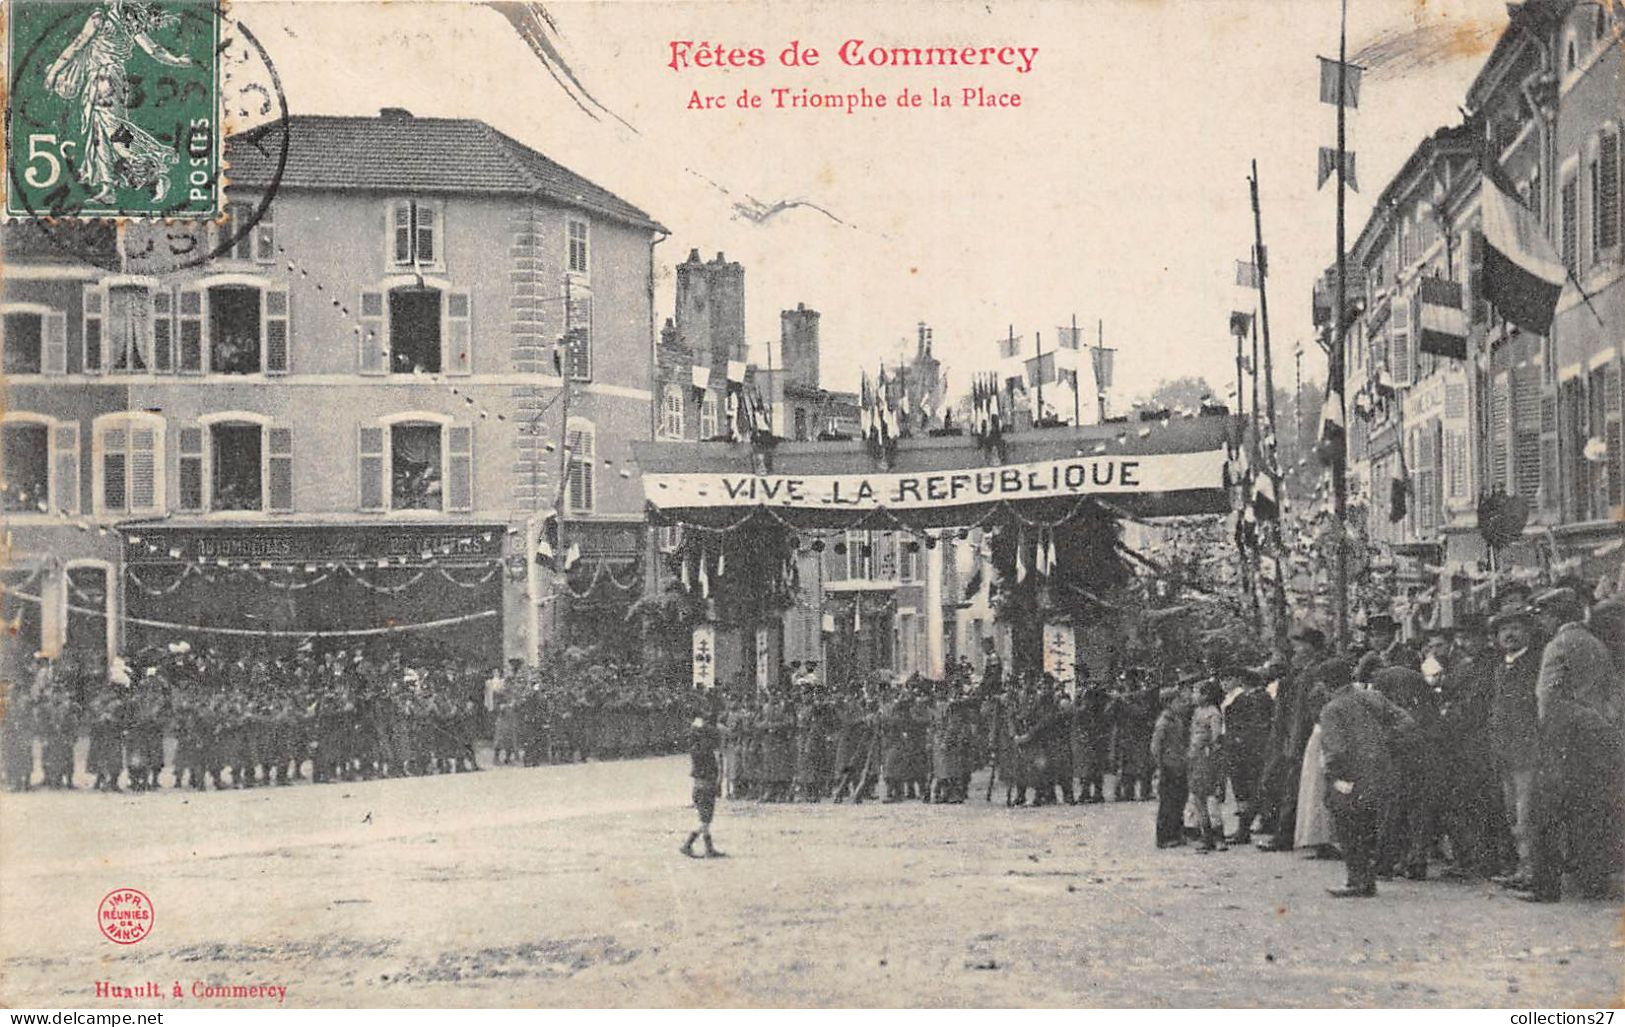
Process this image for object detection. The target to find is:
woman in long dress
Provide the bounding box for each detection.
[1294,722,1336,849]
[43,0,193,205]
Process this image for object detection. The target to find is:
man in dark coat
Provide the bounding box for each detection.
[1318,676,1416,897]
[1258,626,1327,851]
[1223,664,1275,843]
[1434,614,1503,878]
[1371,665,1439,878]
[1488,598,1544,887]
[1523,587,1623,902]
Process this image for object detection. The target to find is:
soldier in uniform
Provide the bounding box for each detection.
[680,709,727,859]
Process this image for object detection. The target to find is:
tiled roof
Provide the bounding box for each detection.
[224,111,663,231]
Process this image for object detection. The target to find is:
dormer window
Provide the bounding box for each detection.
[389,199,442,269]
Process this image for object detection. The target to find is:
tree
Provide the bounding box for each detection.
[1134,376,1220,414]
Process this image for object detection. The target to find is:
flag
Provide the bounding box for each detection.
[1316,353,1346,468]
[1480,174,1566,335]
[1389,475,1410,523]
[1025,351,1056,386]
[726,359,748,384]
[1016,536,1028,583]
[1090,347,1115,391]
[1055,326,1084,350]
[691,365,711,391]
[1235,260,1261,289]
[1318,56,1362,108]
[1317,147,1359,192]
[1045,534,1058,576]
[1417,276,1468,360]
[534,511,557,566]
[563,541,581,572]
[997,335,1023,360]
[1229,311,1253,337]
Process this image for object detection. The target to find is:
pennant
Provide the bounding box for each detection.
[1252,471,1279,521]
[564,541,581,571]
[1016,538,1027,583]
[1318,56,1362,108]
[1235,260,1261,289]
[1417,276,1468,360]
[1317,147,1359,192]
[1045,534,1058,575]
[681,553,692,592]
[1480,175,1566,335]
[1316,385,1345,467]
[535,511,557,565]
[699,555,710,599]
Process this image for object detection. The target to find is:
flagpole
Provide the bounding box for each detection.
[1034,330,1044,425]
[1097,319,1108,422]
[1251,158,1291,654]
[1072,313,1082,425]
[1333,0,1352,652]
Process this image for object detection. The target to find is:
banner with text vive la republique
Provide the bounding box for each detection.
[641,448,1226,512]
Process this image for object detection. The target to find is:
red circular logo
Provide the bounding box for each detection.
[98,889,154,945]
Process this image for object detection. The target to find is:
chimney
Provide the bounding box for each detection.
[379,107,414,120]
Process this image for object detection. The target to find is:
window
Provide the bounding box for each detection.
[178,427,204,511]
[1596,131,1620,256]
[568,219,589,274]
[391,423,442,510]
[96,414,162,515]
[362,418,471,513]
[221,201,274,263]
[389,286,441,374]
[1,422,48,512]
[566,417,595,514]
[360,283,470,376]
[1562,170,1579,271]
[211,423,263,511]
[209,285,261,374]
[1,307,58,375]
[898,537,918,583]
[847,530,869,580]
[794,407,808,441]
[700,392,719,439]
[660,384,685,440]
[389,199,441,269]
[657,525,682,553]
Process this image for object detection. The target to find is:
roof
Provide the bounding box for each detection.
[225,111,664,232]
[1350,123,1480,264]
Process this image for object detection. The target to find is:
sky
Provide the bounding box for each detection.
[238,0,1513,408]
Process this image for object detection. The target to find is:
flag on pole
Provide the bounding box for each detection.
[1316,374,1346,467]
[997,335,1023,360]
[1417,276,1468,359]
[1317,56,1362,108]
[1252,471,1279,521]
[1235,260,1261,289]
[535,511,558,566]
[1479,173,1566,335]
[1025,351,1057,386]
[1055,326,1084,350]
[1090,347,1115,391]
[1229,311,1253,337]
[1317,148,1359,192]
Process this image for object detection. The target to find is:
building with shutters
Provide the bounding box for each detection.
[1327,0,1623,627]
[0,108,665,669]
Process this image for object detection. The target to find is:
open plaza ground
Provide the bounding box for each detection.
[1,751,1620,1008]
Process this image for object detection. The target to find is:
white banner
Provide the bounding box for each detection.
[692,625,716,690]
[644,449,1224,511]
[754,625,772,693]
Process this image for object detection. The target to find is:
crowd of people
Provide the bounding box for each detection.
[0,644,696,793]
[694,577,1624,902]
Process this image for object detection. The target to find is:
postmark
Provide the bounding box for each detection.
[6,0,222,219]
[97,887,154,945]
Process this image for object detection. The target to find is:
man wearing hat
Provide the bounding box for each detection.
[1369,614,1421,672]
[1434,613,1503,878]
[1523,587,1620,901]
[1257,626,1326,851]
[1488,598,1543,887]
[1318,665,1417,896]
[1223,665,1274,844]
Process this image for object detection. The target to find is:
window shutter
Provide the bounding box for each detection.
[43,310,67,374]
[565,280,592,380]
[1489,369,1511,492]
[415,201,438,265]
[1606,362,1623,511]
[567,425,594,513]
[264,427,293,512]
[177,287,203,373]
[1601,132,1620,251]
[1562,175,1579,271]
[151,289,174,372]
[446,425,472,512]
[52,423,79,514]
[1510,364,1544,502]
[1447,429,1468,500]
[264,286,290,373]
[83,287,103,372]
[178,427,204,511]
[445,289,471,375]
[358,426,384,510]
[392,201,413,266]
[358,290,385,374]
[129,424,157,511]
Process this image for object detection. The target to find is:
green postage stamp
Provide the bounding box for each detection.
[6,0,221,219]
